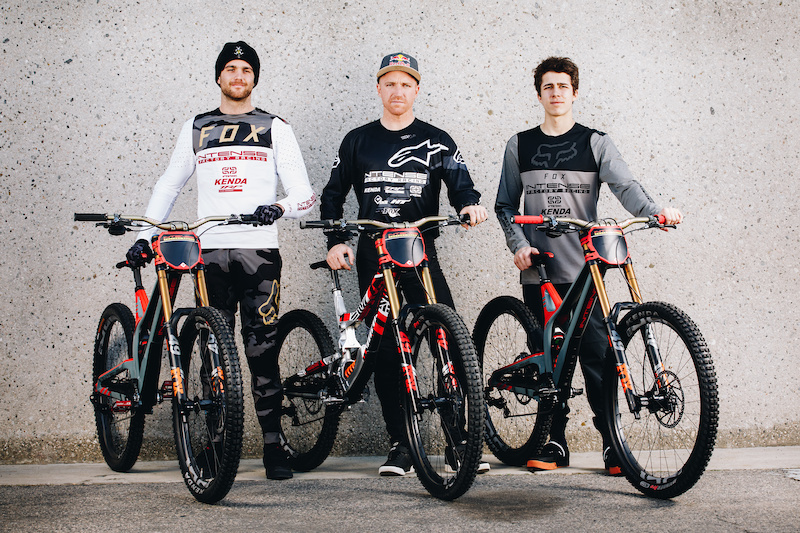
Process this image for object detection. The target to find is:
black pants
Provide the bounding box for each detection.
[356,234,455,446]
[204,248,283,445]
[522,283,610,446]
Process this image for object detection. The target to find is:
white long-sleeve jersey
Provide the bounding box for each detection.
[139,108,316,249]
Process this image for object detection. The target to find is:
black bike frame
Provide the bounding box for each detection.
[488,219,668,418]
[94,232,214,413]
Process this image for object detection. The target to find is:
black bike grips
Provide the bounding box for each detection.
[74,213,108,221]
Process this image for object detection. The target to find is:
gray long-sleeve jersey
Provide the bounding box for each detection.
[495,123,660,284]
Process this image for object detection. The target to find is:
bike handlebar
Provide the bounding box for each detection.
[300,214,468,231]
[513,214,668,230]
[73,213,260,232]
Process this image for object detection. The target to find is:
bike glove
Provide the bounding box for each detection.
[126,238,153,267]
[254,204,284,225]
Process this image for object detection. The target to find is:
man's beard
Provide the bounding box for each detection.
[221,83,253,101]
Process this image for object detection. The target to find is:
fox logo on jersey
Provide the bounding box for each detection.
[531,141,578,168]
[388,139,449,168]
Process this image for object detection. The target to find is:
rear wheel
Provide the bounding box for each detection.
[277,309,342,472]
[605,302,718,499]
[93,303,145,472]
[174,307,244,504]
[472,296,551,466]
[404,304,484,500]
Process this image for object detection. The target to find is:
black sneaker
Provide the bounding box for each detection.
[263,443,293,480]
[527,441,570,471]
[603,446,623,477]
[379,442,414,476]
[445,442,491,474]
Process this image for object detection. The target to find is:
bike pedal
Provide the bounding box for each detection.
[160,380,174,399]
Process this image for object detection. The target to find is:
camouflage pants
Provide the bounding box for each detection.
[204,248,283,445]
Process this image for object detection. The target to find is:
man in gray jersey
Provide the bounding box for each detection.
[495,56,682,474]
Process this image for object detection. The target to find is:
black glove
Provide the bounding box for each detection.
[254,204,284,225]
[126,239,153,267]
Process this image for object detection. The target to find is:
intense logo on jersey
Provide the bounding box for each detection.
[388,139,449,168]
[332,155,341,169]
[452,148,466,165]
[531,141,578,168]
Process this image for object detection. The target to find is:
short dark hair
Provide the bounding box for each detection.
[534,57,579,97]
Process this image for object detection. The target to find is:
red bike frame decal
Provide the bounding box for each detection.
[541,282,563,325]
[135,287,148,324]
[402,363,417,393]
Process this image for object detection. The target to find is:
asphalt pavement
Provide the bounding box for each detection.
[1,447,799,532]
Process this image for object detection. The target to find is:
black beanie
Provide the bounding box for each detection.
[215,41,260,86]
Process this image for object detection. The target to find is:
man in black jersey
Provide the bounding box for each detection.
[495,57,682,475]
[320,53,489,476]
[127,41,316,481]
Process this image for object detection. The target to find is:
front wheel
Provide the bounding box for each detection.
[604,302,718,499]
[92,303,145,472]
[174,307,244,504]
[404,304,484,500]
[277,309,342,472]
[473,296,551,466]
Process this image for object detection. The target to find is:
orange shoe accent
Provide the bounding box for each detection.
[527,459,559,471]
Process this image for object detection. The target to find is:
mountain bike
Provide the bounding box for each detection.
[473,214,718,499]
[276,215,484,500]
[74,212,254,503]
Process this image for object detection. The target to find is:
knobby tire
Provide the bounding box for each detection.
[277,309,342,472]
[604,302,718,499]
[404,303,484,500]
[174,306,244,504]
[93,303,145,472]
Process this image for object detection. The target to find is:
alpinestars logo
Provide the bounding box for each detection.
[532,141,578,168]
[388,140,448,168]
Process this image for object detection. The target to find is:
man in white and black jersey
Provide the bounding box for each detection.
[320,53,490,476]
[495,56,682,475]
[126,41,316,480]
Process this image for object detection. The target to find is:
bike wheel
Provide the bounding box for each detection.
[604,302,718,499]
[473,296,551,466]
[93,303,145,472]
[404,303,484,500]
[277,309,342,472]
[174,307,244,504]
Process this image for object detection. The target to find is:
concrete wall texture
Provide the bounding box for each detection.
[1,0,798,463]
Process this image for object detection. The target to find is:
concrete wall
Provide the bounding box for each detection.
[1,0,798,463]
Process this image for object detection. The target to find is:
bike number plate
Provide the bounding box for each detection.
[382,228,425,268]
[157,232,202,270]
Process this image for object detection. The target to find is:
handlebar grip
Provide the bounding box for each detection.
[239,214,259,223]
[299,220,332,229]
[656,214,666,225]
[74,213,108,222]
[513,215,545,225]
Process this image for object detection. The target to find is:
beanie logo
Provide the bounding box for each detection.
[234,46,244,58]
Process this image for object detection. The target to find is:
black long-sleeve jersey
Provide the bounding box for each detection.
[321,119,481,248]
